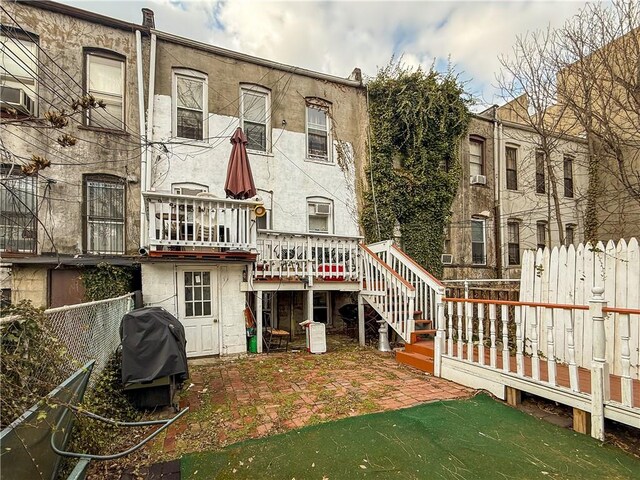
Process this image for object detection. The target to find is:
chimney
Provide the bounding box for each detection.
[349,68,362,84]
[142,8,155,28]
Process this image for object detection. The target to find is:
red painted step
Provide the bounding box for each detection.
[405,340,435,357]
[410,328,436,344]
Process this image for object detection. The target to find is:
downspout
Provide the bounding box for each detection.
[493,106,503,278]
[144,32,157,250]
[136,29,147,252]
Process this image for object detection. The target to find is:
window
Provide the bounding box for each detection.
[536,222,547,251]
[85,51,124,130]
[173,69,207,140]
[507,221,520,266]
[183,271,212,317]
[564,156,574,198]
[535,150,545,194]
[85,175,125,254]
[306,100,331,161]
[241,86,270,152]
[565,224,575,246]
[506,146,518,190]
[307,198,333,233]
[172,183,208,196]
[0,164,37,252]
[313,291,330,324]
[469,138,484,176]
[1,31,38,115]
[471,219,486,265]
[256,208,271,231]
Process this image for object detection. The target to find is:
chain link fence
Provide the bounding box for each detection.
[43,293,135,378]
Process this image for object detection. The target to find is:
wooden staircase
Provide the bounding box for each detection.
[395,340,435,374]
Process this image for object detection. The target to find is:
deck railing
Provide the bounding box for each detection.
[254,230,361,281]
[144,192,259,251]
[435,288,639,440]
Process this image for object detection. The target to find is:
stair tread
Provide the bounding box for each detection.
[397,350,433,360]
[396,350,435,374]
[414,328,436,333]
[414,319,433,324]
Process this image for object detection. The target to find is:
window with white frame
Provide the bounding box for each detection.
[536,221,547,251]
[535,150,545,194]
[0,30,38,116]
[307,197,333,234]
[85,175,125,254]
[0,164,37,252]
[469,137,484,177]
[565,224,575,246]
[183,271,212,317]
[241,85,270,152]
[173,69,207,140]
[507,221,520,266]
[172,182,209,196]
[506,145,518,190]
[85,51,125,130]
[471,219,486,265]
[306,100,331,161]
[564,155,574,198]
[256,208,271,231]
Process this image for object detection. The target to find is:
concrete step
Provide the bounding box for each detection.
[396,350,434,374]
[405,341,435,357]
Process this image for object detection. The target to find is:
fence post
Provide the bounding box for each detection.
[434,286,446,377]
[590,286,609,440]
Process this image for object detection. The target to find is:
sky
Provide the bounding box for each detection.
[59,0,588,109]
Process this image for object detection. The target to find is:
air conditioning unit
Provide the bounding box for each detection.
[470,175,487,185]
[0,86,34,115]
[441,254,453,265]
[314,204,331,215]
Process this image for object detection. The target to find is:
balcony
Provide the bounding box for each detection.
[254,230,361,282]
[144,192,259,252]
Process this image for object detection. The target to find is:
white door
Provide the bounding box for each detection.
[178,268,219,357]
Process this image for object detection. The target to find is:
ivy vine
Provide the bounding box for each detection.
[361,61,471,276]
[81,263,135,301]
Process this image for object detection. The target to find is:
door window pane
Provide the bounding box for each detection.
[184,270,213,318]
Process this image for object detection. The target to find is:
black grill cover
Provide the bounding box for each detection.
[120,307,189,385]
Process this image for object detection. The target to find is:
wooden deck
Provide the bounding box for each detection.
[408,340,640,408]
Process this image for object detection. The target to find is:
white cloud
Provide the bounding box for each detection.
[61,0,587,108]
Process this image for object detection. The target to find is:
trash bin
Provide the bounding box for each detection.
[248,334,258,353]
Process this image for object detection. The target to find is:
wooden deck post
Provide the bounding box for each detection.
[357,294,365,347]
[256,292,263,353]
[506,386,521,406]
[434,286,445,377]
[590,286,608,441]
[573,408,591,435]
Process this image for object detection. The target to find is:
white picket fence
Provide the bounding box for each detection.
[519,238,640,378]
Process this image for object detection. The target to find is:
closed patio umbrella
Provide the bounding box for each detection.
[224,127,257,199]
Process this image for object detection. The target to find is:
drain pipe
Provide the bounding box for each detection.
[492,107,503,278]
[136,29,147,252]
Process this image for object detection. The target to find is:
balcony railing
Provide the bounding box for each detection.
[254,230,361,281]
[144,192,259,251]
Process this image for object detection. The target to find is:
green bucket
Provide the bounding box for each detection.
[248,335,258,353]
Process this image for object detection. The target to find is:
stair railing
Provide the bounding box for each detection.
[360,243,416,342]
[367,241,444,325]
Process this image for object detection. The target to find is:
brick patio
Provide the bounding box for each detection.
[154,335,473,462]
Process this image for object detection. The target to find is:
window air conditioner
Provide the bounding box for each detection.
[314,204,331,215]
[470,175,487,185]
[441,254,453,265]
[0,86,34,115]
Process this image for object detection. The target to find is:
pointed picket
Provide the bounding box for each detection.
[604,240,619,368]
[613,239,628,376]
[627,238,639,380]
[574,243,587,367]
[555,245,568,361]
[582,242,595,368]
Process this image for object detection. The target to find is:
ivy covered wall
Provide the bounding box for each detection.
[361,63,471,276]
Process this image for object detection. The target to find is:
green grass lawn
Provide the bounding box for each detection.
[181,394,640,479]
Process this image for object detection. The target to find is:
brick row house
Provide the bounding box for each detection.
[443,107,588,280]
[1,1,143,307]
[1,1,367,357]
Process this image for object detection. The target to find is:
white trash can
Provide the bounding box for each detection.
[299,320,327,354]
